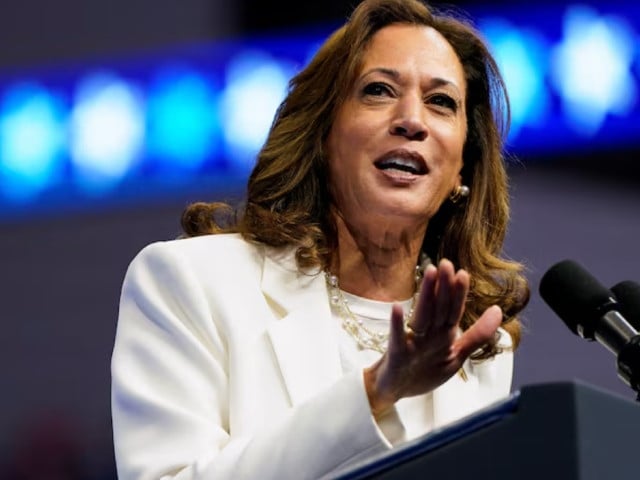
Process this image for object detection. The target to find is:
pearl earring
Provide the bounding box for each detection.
[449,185,470,204]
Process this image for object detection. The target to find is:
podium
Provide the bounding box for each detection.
[333,381,640,479]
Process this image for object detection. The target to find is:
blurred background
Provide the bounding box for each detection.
[1,0,639,478]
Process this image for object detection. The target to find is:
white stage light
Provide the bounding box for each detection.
[551,6,636,135]
[220,51,293,170]
[69,72,145,190]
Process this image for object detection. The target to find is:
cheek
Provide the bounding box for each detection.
[326,113,350,162]
[431,130,465,193]
[325,139,347,187]
[325,135,349,201]
[326,119,371,176]
[439,124,466,167]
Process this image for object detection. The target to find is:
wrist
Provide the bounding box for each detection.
[363,367,395,419]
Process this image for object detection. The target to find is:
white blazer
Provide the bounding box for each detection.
[111,233,513,480]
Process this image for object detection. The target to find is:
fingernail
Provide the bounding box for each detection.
[439,258,451,268]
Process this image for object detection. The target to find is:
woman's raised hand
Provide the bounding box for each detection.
[363,259,503,417]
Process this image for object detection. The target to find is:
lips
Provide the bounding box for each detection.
[373,149,428,175]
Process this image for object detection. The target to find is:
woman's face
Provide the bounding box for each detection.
[326,23,468,233]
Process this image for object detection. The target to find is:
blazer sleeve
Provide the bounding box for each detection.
[111,242,391,480]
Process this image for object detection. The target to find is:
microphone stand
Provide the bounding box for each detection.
[616,335,640,402]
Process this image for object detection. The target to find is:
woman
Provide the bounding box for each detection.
[111,0,529,478]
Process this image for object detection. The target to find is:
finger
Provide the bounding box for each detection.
[446,269,470,328]
[453,305,502,360]
[410,263,437,333]
[387,303,407,357]
[433,259,456,328]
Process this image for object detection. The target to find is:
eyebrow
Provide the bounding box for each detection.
[361,67,461,92]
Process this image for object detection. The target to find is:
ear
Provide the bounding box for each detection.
[454,172,463,190]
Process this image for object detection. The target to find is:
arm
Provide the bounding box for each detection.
[111,242,391,480]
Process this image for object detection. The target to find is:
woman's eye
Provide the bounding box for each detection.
[429,94,458,111]
[363,82,392,97]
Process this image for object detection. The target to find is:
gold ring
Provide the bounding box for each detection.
[407,324,426,337]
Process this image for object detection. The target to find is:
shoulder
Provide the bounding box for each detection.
[122,234,272,292]
[133,233,263,269]
[140,232,260,256]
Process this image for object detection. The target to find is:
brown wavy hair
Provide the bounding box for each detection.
[181,0,529,357]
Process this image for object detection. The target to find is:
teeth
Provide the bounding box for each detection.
[379,157,420,173]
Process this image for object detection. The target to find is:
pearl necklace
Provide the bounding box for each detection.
[325,256,429,354]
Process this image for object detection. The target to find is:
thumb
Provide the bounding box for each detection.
[454,305,502,360]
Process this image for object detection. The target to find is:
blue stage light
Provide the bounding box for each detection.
[0,82,66,201]
[0,1,639,220]
[480,18,551,140]
[69,71,146,192]
[147,64,221,170]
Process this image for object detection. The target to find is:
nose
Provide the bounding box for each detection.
[389,96,428,141]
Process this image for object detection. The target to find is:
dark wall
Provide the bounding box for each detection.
[0,0,238,69]
[0,0,498,69]
[237,0,544,33]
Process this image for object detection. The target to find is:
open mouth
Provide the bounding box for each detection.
[373,150,428,175]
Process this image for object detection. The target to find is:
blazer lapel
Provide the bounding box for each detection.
[261,250,342,406]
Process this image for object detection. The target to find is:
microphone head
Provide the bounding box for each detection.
[539,259,618,339]
[611,280,640,331]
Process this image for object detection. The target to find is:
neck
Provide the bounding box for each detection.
[330,214,427,301]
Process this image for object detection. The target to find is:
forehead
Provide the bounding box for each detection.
[359,24,466,89]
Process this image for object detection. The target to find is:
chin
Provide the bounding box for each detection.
[371,205,432,225]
